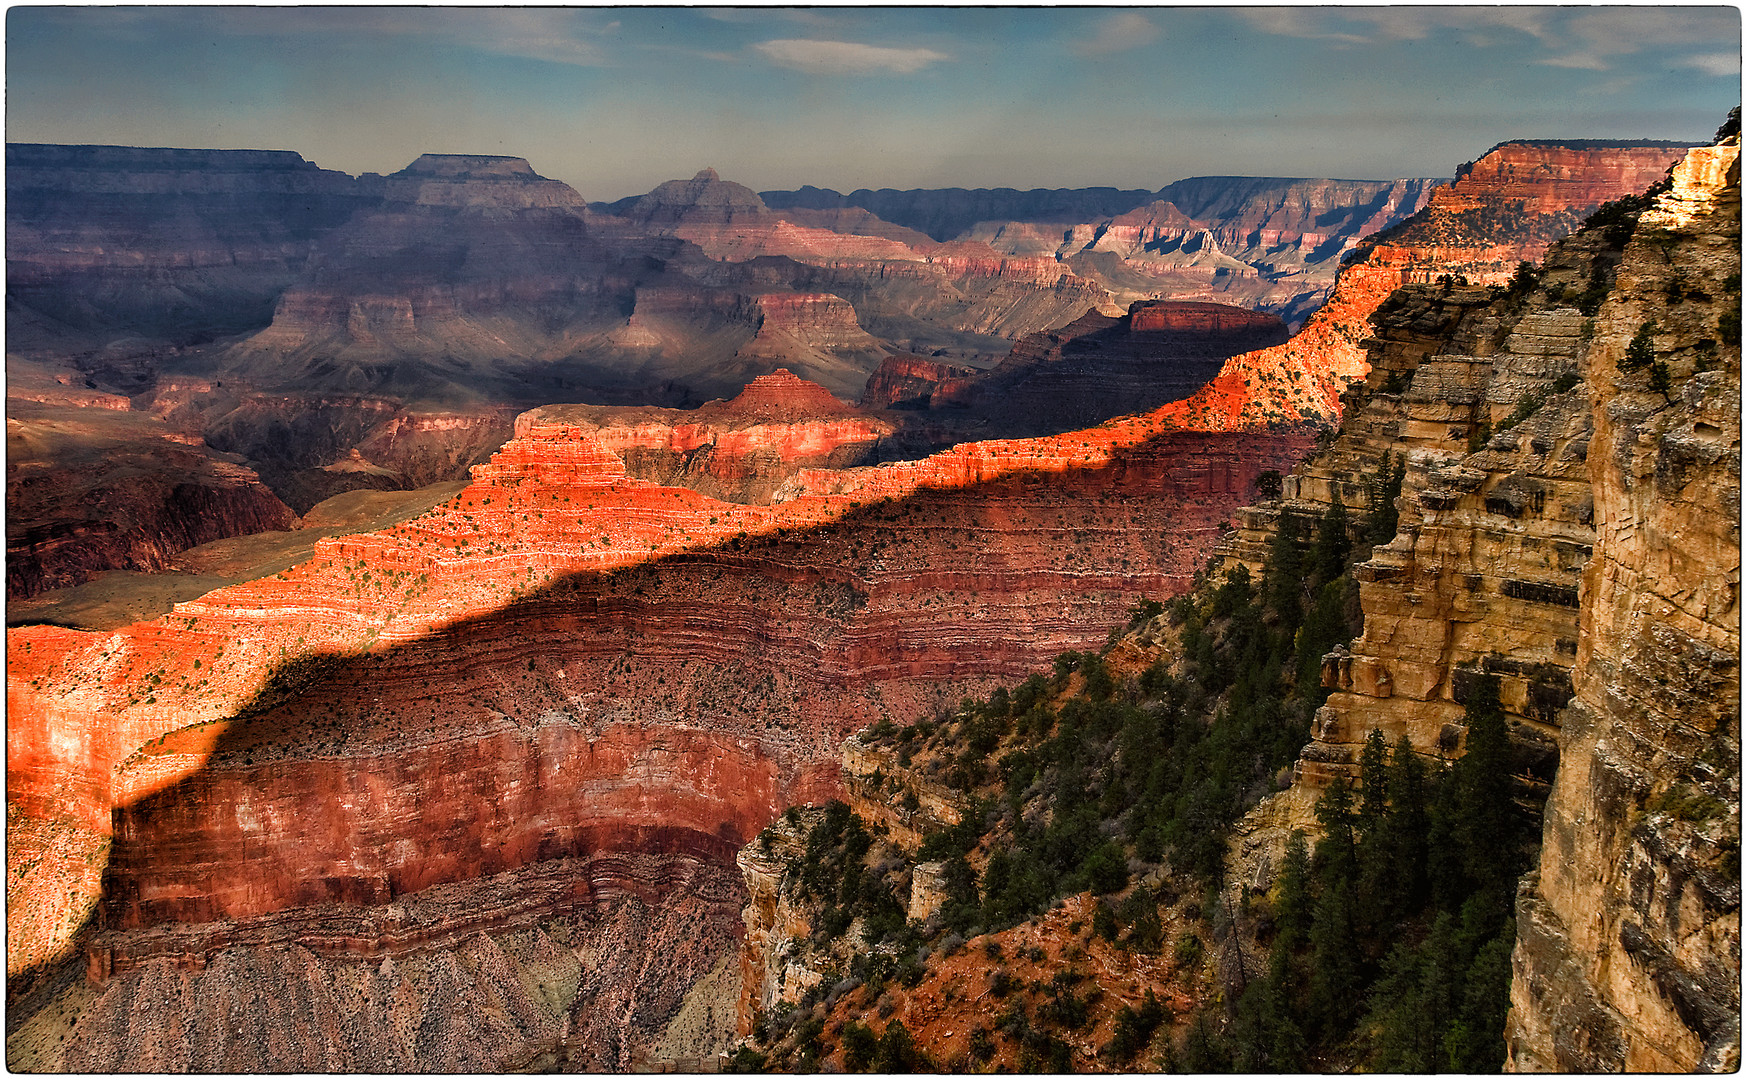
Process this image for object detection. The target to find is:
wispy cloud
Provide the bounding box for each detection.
[1236,8,1369,45]
[1681,53,1742,78]
[85,7,621,67]
[1072,12,1160,56]
[753,38,950,75]
[1240,5,1738,75]
[1537,52,1611,71]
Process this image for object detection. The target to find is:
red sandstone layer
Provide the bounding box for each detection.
[8,381,1312,984]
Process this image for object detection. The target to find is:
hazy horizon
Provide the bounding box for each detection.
[6,5,1741,202]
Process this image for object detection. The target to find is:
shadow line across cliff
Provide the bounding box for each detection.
[22,424,1309,1001]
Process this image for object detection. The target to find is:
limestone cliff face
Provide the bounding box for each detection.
[1507,139,1741,1073]
[1213,139,1738,1071]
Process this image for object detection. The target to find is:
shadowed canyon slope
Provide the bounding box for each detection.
[7,364,1311,1068]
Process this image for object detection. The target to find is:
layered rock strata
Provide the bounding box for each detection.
[25,855,742,1072]
[765,176,1443,325]
[7,377,1311,1063]
[1506,138,1741,1074]
[1211,138,1738,1071]
[5,144,378,349]
[521,370,896,503]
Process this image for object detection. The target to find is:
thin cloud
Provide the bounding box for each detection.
[1681,53,1742,78]
[107,7,619,67]
[1237,6,1737,73]
[1236,9,1369,45]
[753,38,950,75]
[1537,53,1611,71]
[1072,12,1160,56]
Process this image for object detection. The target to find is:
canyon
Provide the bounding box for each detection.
[722,134,1737,1074]
[8,148,1409,599]
[7,363,1309,1068]
[1153,141,1693,431]
[7,131,1735,1072]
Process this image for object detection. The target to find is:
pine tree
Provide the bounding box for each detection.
[1309,495,1352,588]
[1264,513,1306,628]
[1357,728,1389,835]
[1454,672,1515,894]
[1363,453,1407,548]
[1620,321,1657,371]
[1273,830,1312,950]
[1381,733,1431,912]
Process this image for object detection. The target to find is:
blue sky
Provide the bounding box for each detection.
[6,6,1740,200]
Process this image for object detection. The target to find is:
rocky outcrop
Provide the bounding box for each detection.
[521,371,894,503]
[859,356,981,410]
[381,153,586,208]
[1352,142,1691,283]
[1157,142,1698,431]
[6,379,1311,1065]
[1506,138,1741,1074]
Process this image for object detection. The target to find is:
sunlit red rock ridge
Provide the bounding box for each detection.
[7,368,1311,1061]
[1155,141,1694,430]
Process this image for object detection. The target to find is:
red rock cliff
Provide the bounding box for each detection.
[7,394,1312,998]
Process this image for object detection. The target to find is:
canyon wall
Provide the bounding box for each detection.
[7,403,299,598]
[5,144,379,350]
[762,176,1442,326]
[1212,139,1736,1070]
[7,374,1311,1066]
[1506,138,1741,1074]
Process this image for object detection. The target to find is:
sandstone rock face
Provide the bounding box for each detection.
[7,384,1310,1063]
[1506,138,1741,1074]
[735,812,829,1032]
[1209,139,1737,1071]
[1157,142,1698,431]
[1356,142,1691,282]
